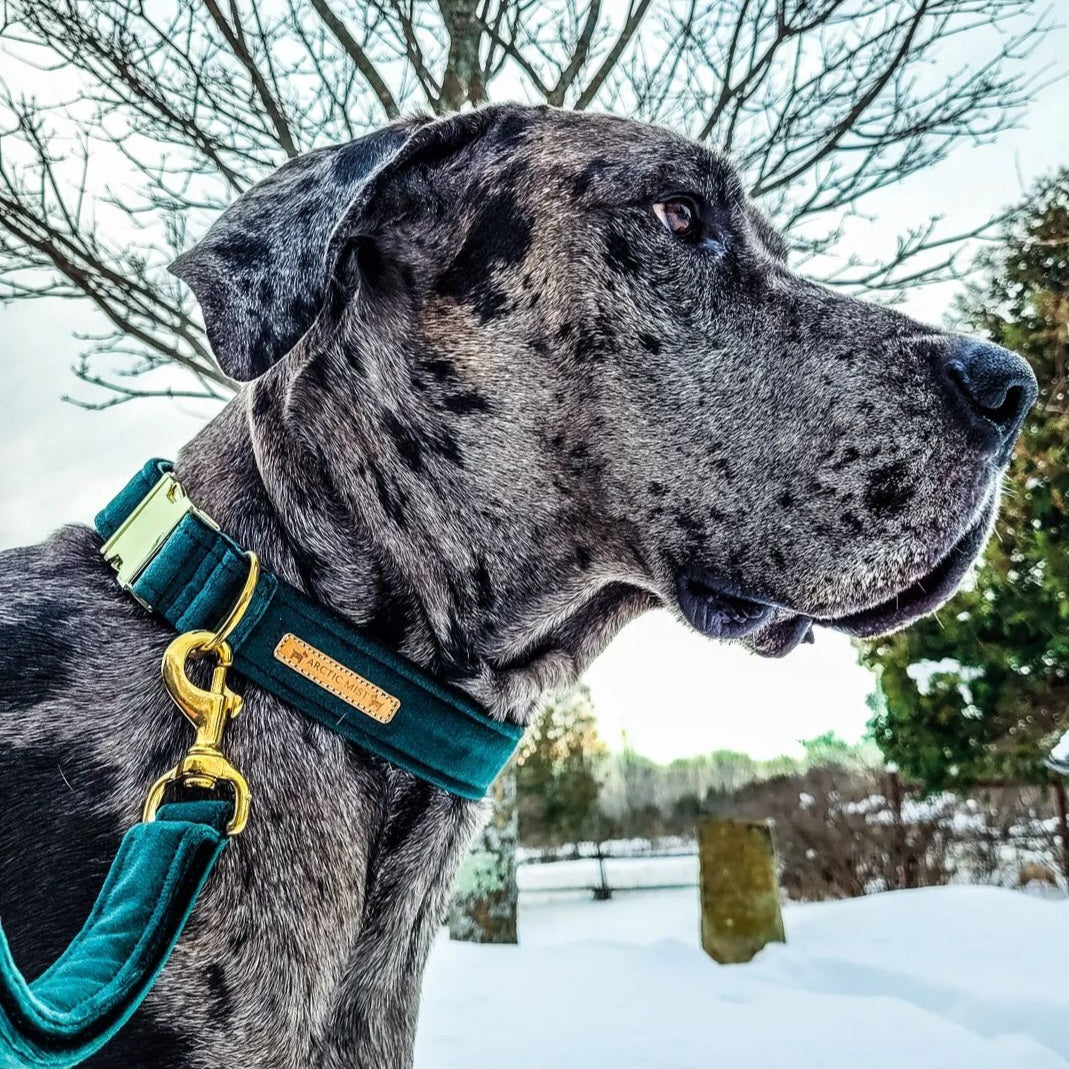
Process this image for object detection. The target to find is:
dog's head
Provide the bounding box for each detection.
[173,104,1035,706]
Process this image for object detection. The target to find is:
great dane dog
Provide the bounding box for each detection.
[0,104,1036,1067]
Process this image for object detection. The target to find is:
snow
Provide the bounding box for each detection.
[1047,729,1069,775]
[417,882,1069,1068]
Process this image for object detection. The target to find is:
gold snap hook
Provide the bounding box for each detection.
[142,629,252,836]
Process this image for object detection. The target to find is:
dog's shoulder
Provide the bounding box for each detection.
[0,524,140,712]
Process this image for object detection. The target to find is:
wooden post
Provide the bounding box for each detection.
[886,769,916,890]
[1051,780,1069,883]
[886,768,903,822]
[593,841,612,901]
[698,818,785,964]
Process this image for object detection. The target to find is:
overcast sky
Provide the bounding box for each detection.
[2,17,1067,763]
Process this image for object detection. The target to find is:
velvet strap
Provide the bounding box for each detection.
[0,802,230,1068]
[95,460,523,800]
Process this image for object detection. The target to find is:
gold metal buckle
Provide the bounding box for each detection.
[143,630,252,837]
[100,472,219,604]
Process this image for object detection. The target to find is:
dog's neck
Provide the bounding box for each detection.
[174,367,657,725]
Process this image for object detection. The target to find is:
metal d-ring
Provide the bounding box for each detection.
[202,551,261,656]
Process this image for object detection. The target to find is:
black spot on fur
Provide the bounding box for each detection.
[675,511,705,544]
[639,332,662,355]
[473,557,496,612]
[378,779,435,857]
[342,341,365,376]
[367,463,408,529]
[593,312,617,343]
[443,391,491,415]
[496,112,533,150]
[382,409,464,471]
[296,194,322,224]
[251,375,278,422]
[213,232,271,269]
[0,601,78,711]
[383,411,426,473]
[440,616,479,680]
[259,288,324,369]
[529,335,551,358]
[831,445,861,472]
[436,190,534,318]
[648,481,667,497]
[472,284,509,322]
[575,545,593,570]
[299,354,335,397]
[570,157,610,197]
[204,961,233,1023]
[0,743,121,980]
[424,354,460,384]
[331,136,386,185]
[364,565,414,651]
[81,1012,198,1068]
[604,225,642,276]
[865,461,914,518]
[290,538,327,592]
[432,425,464,468]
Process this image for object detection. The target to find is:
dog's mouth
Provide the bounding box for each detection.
[675,503,993,658]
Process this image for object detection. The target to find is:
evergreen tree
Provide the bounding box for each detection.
[517,685,606,847]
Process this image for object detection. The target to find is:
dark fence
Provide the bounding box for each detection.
[517,841,698,899]
[517,770,1069,902]
[885,770,1069,889]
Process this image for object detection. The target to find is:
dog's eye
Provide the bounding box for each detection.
[654,196,701,242]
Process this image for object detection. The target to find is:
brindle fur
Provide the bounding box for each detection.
[0,105,1027,1067]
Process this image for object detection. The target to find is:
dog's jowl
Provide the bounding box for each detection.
[0,104,1035,1068]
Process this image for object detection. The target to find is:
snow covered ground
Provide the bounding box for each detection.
[417,880,1069,1069]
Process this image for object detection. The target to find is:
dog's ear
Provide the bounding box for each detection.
[169,108,508,381]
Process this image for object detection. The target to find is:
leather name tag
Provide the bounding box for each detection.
[274,633,400,724]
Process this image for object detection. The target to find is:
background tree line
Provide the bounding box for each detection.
[516,684,877,847]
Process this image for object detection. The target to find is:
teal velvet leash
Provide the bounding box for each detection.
[0,802,230,1069]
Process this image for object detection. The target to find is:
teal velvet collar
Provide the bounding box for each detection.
[95,459,522,800]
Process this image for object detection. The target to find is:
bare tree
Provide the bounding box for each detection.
[0,0,1054,407]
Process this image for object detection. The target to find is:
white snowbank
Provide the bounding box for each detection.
[417,884,1069,1068]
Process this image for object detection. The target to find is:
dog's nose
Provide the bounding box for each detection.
[941,340,1037,461]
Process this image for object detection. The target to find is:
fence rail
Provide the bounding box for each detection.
[886,771,1069,887]
[518,844,698,899]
